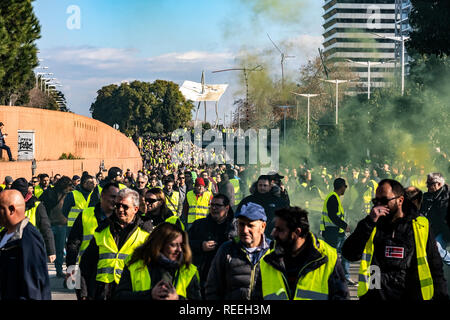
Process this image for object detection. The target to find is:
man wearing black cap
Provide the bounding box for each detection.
[320,177,354,285]
[11,178,56,263]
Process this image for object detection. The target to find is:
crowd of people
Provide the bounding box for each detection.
[1,135,450,301]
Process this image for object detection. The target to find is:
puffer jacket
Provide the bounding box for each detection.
[205,237,270,300]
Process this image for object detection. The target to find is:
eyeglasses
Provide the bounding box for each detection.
[179,177,185,179]
[138,181,146,184]
[371,196,401,206]
[145,198,159,204]
[115,203,130,210]
[211,203,225,208]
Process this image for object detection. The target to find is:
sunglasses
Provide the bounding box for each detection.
[211,203,225,208]
[371,196,401,206]
[32,180,38,183]
[145,198,159,204]
[115,203,130,210]
[179,177,185,179]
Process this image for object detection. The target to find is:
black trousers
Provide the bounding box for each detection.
[0,144,12,160]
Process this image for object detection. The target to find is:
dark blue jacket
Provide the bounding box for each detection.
[0,218,51,300]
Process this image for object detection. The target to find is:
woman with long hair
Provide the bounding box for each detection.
[113,222,201,300]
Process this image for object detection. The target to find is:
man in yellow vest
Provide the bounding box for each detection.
[65,182,120,300]
[79,188,151,300]
[342,179,448,300]
[257,206,349,300]
[33,174,50,199]
[320,178,354,286]
[89,167,127,207]
[182,178,213,230]
[163,177,179,215]
[63,174,96,232]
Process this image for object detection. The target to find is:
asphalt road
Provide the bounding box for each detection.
[48,261,360,301]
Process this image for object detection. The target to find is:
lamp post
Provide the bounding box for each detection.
[292,93,320,143]
[372,33,409,96]
[346,60,385,100]
[277,105,296,146]
[320,79,354,125]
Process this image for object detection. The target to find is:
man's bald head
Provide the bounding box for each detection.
[0,189,26,231]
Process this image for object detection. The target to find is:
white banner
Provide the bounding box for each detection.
[17,130,35,161]
[180,81,228,102]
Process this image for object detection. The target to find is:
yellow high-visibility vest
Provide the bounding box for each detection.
[128,259,198,298]
[79,207,98,261]
[34,185,44,199]
[94,226,149,284]
[362,180,378,214]
[357,216,434,300]
[260,233,337,300]
[320,192,345,233]
[229,178,242,205]
[165,191,180,214]
[186,190,212,224]
[25,201,40,226]
[68,190,92,228]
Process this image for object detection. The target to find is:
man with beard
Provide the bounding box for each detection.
[342,179,448,300]
[256,206,349,300]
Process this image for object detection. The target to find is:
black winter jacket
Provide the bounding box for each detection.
[421,184,450,242]
[188,213,236,288]
[0,218,51,300]
[205,237,270,300]
[26,196,56,256]
[342,213,448,300]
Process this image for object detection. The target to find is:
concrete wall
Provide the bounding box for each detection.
[0,106,142,181]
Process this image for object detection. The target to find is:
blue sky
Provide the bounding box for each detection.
[33,0,324,122]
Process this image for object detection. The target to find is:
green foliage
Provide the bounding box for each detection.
[408,0,450,57]
[0,0,41,105]
[90,80,194,136]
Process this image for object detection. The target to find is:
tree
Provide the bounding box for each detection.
[408,0,450,57]
[90,80,194,136]
[0,0,41,105]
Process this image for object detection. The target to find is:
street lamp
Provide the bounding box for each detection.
[277,105,296,146]
[292,93,320,143]
[320,79,355,125]
[372,33,409,96]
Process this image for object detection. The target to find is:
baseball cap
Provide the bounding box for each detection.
[334,178,347,189]
[235,202,267,222]
[72,175,81,181]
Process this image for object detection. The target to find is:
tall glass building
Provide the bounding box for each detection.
[322,0,398,93]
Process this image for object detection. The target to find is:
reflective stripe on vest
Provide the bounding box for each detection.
[94,226,149,284]
[68,190,92,228]
[363,180,378,214]
[230,179,242,204]
[165,191,180,214]
[320,192,345,233]
[357,216,434,300]
[128,259,198,298]
[78,207,99,261]
[25,201,40,226]
[186,190,211,224]
[260,233,337,300]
